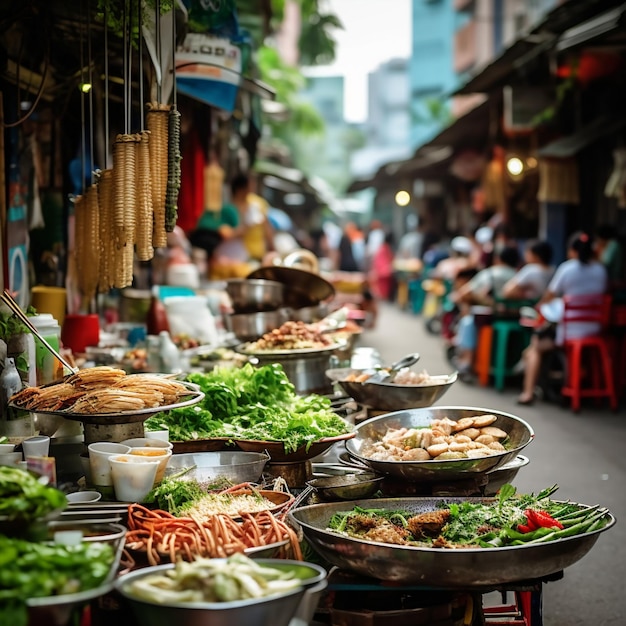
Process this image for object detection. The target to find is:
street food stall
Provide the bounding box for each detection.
[0,290,617,625]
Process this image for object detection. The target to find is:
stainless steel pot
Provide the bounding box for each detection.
[223,309,290,341]
[239,344,338,395]
[225,278,285,313]
[288,303,329,323]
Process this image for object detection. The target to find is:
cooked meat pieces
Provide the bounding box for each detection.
[407,510,451,538]
[364,523,410,545]
[345,514,378,534]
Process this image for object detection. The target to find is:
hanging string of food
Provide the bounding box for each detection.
[70,1,183,294]
[164,6,181,232]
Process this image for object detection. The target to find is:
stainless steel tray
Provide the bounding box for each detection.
[289,496,615,587]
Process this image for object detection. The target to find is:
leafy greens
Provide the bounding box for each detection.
[144,363,351,452]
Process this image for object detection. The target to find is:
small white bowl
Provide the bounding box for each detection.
[66,490,102,504]
[0,443,16,453]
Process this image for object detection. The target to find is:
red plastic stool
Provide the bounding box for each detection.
[561,335,617,412]
[560,294,617,412]
[474,326,493,387]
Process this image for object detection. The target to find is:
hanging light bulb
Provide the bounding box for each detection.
[506,156,524,177]
[395,190,411,206]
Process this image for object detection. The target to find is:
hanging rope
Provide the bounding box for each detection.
[104,2,110,166]
[87,0,95,184]
[138,0,144,129]
[79,0,86,194]
[156,0,162,103]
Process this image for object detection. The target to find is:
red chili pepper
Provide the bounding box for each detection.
[517,523,532,533]
[525,509,563,530]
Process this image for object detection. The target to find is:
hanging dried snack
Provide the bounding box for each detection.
[97,168,114,292]
[136,130,154,261]
[73,194,85,295]
[146,102,169,248]
[165,105,182,232]
[82,184,101,300]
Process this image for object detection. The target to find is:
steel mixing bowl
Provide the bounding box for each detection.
[223,309,290,341]
[225,278,285,313]
[344,406,534,482]
[115,558,328,626]
[326,367,457,411]
[306,472,385,501]
[165,451,270,484]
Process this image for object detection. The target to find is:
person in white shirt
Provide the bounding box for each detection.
[516,231,608,405]
[502,239,555,302]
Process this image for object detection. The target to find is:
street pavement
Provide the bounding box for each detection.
[355,301,626,626]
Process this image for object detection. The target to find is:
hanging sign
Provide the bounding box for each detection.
[175,33,242,112]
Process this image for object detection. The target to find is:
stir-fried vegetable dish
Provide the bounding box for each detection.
[144,363,351,452]
[327,485,611,548]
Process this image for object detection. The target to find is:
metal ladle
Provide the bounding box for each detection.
[363,352,421,384]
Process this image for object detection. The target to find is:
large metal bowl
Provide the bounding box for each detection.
[344,406,534,482]
[225,278,285,313]
[326,368,457,411]
[289,497,615,587]
[223,309,290,341]
[115,558,327,626]
[165,451,270,484]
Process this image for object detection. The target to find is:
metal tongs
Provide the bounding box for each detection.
[363,352,421,384]
[1,289,78,374]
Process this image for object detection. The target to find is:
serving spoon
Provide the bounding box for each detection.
[363,352,421,384]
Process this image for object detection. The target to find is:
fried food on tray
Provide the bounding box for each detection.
[9,367,193,415]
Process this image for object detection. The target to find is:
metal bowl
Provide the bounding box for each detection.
[289,497,615,587]
[115,558,328,626]
[225,278,285,313]
[306,473,384,501]
[484,454,530,496]
[344,406,534,482]
[165,451,270,484]
[326,368,457,411]
[223,309,290,341]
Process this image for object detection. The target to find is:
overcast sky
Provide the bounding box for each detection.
[305,0,412,123]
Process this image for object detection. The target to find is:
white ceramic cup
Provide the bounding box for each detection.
[22,435,50,459]
[144,429,170,442]
[128,447,172,483]
[109,455,160,502]
[88,442,132,487]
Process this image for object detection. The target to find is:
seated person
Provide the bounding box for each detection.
[502,239,554,303]
[448,246,520,377]
[516,231,608,405]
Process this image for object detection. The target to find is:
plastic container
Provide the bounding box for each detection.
[30,286,67,327]
[29,313,63,385]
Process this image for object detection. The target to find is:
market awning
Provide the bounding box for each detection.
[453,0,625,96]
[537,115,626,158]
[346,97,496,193]
[556,2,626,51]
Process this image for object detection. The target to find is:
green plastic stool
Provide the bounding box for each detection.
[408,279,426,314]
[489,319,532,391]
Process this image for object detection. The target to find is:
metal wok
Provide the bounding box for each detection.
[344,406,534,482]
[326,367,457,411]
[288,497,615,587]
